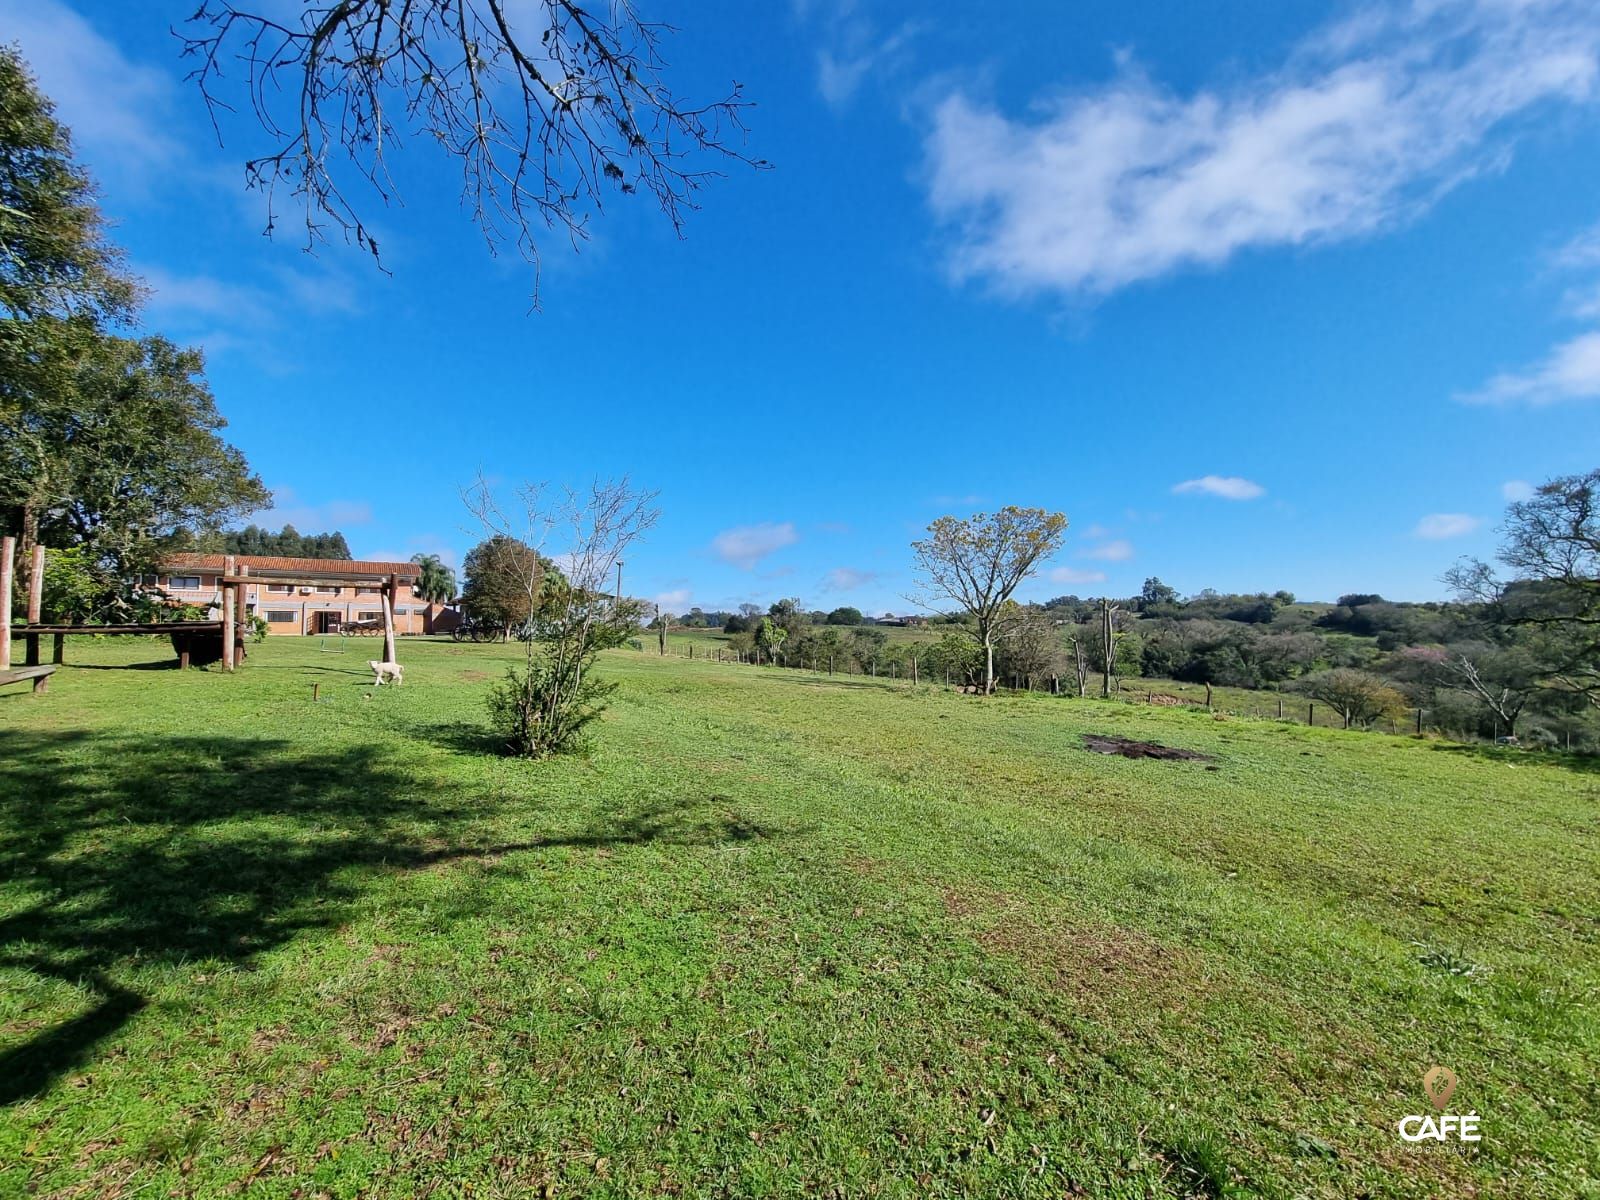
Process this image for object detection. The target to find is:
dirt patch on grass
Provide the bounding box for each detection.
[1083,734,1213,762]
[1146,693,1199,707]
[942,889,1209,1013]
[459,670,491,681]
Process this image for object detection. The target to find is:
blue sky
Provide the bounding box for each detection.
[6,0,1600,613]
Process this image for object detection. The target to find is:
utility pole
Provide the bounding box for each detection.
[657,604,666,655]
[615,559,624,604]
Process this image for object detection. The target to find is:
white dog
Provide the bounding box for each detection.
[369,660,404,686]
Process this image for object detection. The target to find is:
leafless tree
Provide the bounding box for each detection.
[464,474,656,756]
[1294,668,1406,730]
[910,507,1068,695]
[1068,629,1090,698]
[181,2,766,295]
[1446,469,1600,710]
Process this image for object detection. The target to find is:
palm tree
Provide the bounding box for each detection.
[410,553,456,605]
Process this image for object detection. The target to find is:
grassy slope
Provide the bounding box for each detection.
[1,638,1596,1198]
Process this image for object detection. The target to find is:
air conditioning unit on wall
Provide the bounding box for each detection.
[299,586,313,594]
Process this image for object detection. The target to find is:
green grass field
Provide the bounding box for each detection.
[2,637,1597,1197]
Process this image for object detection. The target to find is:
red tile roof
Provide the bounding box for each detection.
[162,554,421,580]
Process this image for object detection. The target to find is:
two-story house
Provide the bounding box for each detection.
[152,555,453,636]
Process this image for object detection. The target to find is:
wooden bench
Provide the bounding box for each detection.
[0,664,57,695]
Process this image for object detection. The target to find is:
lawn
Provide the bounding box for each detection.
[2,637,1597,1197]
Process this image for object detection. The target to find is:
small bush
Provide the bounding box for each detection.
[487,655,618,759]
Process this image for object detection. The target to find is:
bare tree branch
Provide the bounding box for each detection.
[180,1,768,300]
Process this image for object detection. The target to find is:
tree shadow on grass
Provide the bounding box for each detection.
[1427,741,1600,774]
[0,729,777,1105]
[69,661,182,671]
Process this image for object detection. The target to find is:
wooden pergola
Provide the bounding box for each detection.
[2,543,415,680]
[212,554,411,671]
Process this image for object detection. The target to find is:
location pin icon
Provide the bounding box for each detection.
[1423,1066,1457,1111]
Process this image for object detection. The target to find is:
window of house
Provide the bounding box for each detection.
[267,583,292,594]
[358,611,384,622]
[316,586,340,594]
[167,575,201,589]
[266,610,297,624]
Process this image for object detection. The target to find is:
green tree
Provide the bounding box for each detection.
[409,553,457,604]
[911,507,1069,694]
[825,606,864,625]
[756,616,788,665]
[462,535,544,634]
[4,333,267,613]
[223,524,352,558]
[1140,577,1178,608]
[0,48,136,330]
[1,48,265,614]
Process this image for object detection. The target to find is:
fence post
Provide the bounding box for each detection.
[1307,702,1314,725]
[1416,707,1423,735]
[1277,698,1284,719]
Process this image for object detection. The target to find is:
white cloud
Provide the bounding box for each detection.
[1415,512,1482,539]
[1461,329,1600,405]
[1172,475,1266,500]
[817,22,919,111]
[1081,538,1134,562]
[1502,479,1535,501]
[823,567,877,591]
[0,0,183,187]
[711,522,799,569]
[1049,566,1106,585]
[655,588,693,610]
[252,487,374,530]
[1461,213,1600,404]
[139,266,273,326]
[923,0,1600,299]
[135,258,367,361]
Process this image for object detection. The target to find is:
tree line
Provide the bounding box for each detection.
[658,485,1600,752]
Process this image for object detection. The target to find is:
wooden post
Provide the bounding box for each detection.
[381,573,398,665]
[234,564,250,664]
[1277,698,1284,719]
[52,633,64,664]
[1307,702,1314,725]
[26,544,43,624]
[221,555,236,671]
[0,536,12,670]
[1416,707,1423,735]
[1205,682,1213,710]
[23,540,43,664]
[911,655,918,686]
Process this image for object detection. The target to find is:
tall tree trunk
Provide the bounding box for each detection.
[1101,598,1113,699]
[982,625,995,695]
